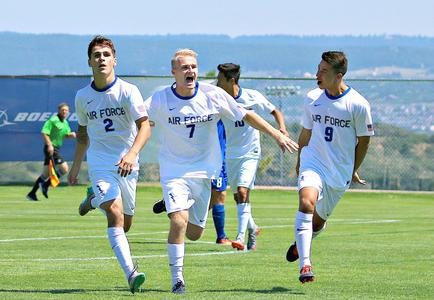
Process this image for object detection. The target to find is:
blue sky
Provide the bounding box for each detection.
[1,0,433,37]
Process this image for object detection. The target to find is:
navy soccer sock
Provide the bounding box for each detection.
[212,204,227,239]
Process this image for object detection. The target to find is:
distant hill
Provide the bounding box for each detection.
[1,32,434,78]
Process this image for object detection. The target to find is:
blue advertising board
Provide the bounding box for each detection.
[0,76,91,161]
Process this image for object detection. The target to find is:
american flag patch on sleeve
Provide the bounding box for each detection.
[367,124,373,131]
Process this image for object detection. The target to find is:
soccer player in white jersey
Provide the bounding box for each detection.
[285,51,374,283]
[216,63,290,251]
[67,36,151,294]
[144,49,298,294]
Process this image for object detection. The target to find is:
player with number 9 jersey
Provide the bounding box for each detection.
[300,86,374,190]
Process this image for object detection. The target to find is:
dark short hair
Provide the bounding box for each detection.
[58,102,69,110]
[217,63,241,84]
[321,51,348,75]
[87,35,116,59]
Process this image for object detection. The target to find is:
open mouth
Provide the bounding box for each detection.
[186,76,195,84]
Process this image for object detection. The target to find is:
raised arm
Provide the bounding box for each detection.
[270,109,289,137]
[243,110,298,153]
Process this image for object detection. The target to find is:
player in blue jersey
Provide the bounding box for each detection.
[144,49,298,294]
[286,51,374,283]
[68,36,151,293]
[209,119,231,244]
[217,63,290,251]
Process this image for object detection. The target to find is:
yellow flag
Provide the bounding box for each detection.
[49,159,60,187]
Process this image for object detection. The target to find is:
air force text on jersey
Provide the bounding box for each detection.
[86,107,126,120]
[311,114,351,128]
[168,114,213,125]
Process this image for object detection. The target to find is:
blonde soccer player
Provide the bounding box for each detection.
[144,49,298,294]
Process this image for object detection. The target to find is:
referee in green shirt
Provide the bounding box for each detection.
[27,103,76,201]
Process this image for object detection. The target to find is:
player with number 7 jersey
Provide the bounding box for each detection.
[144,49,298,294]
[144,81,246,180]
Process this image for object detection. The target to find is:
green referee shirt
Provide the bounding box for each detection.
[41,114,72,148]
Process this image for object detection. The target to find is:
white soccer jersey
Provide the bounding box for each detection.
[75,77,148,171]
[300,87,374,190]
[222,88,276,159]
[144,82,247,179]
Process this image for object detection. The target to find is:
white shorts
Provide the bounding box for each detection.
[89,170,138,216]
[161,177,211,228]
[298,170,346,220]
[227,157,259,191]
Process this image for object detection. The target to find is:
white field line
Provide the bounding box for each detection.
[0,219,400,263]
[1,250,244,263]
[0,231,168,243]
[41,250,244,262]
[0,219,400,244]
[260,219,400,229]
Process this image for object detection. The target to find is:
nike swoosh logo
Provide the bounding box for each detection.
[296,228,308,232]
[87,100,94,104]
[314,104,321,107]
[169,107,176,111]
[199,219,205,222]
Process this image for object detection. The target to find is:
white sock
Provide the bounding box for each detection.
[237,203,251,241]
[168,243,184,286]
[247,204,256,232]
[294,211,313,269]
[107,227,135,280]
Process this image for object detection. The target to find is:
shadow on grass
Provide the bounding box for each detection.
[0,287,167,294]
[203,286,304,295]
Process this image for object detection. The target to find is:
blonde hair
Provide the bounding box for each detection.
[171,49,198,69]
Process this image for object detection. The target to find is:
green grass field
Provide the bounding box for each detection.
[0,185,433,299]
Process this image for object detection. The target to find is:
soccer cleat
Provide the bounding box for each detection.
[231,236,245,251]
[128,270,146,294]
[40,180,50,198]
[78,186,96,216]
[26,192,38,201]
[152,199,166,214]
[299,265,315,283]
[216,237,231,245]
[171,280,185,294]
[286,241,299,262]
[247,229,257,251]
